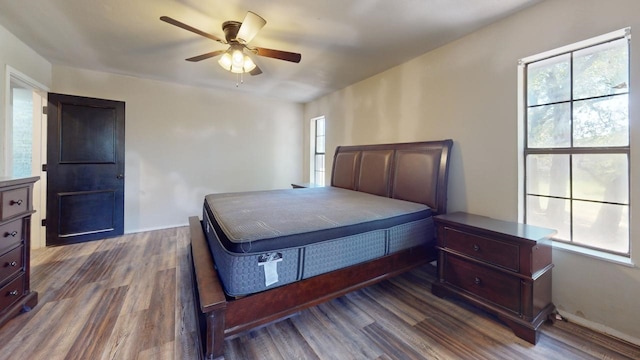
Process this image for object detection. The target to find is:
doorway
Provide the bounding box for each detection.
[3,68,48,248]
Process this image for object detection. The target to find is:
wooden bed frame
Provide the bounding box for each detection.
[189,139,453,359]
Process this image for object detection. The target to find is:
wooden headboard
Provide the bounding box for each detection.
[331,140,453,215]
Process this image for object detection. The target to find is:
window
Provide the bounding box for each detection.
[311,116,325,185]
[10,86,34,178]
[521,29,630,256]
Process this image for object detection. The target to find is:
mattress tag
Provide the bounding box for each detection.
[258,253,282,287]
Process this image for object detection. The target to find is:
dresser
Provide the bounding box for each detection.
[0,176,38,327]
[432,212,555,344]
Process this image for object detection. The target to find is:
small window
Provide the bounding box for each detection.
[521,29,630,256]
[311,116,325,186]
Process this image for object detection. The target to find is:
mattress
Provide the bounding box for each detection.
[202,186,434,297]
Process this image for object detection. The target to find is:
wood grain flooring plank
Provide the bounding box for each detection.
[362,322,436,360]
[229,327,287,360]
[134,268,177,356]
[52,243,127,300]
[117,261,161,315]
[225,334,253,359]
[414,309,525,360]
[65,285,129,360]
[347,289,447,354]
[99,311,147,360]
[3,282,106,359]
[291,308,366,359]
[347,291,455,359]
[312,300,384,359]
[360,281,430,326]
[540,321,638,360]
[137,341,175,360]
[325,295,376,329]
[264,319,320,360]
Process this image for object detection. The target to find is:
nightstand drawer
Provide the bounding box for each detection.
[0,218,23,252]
[442,227,519,272]
[0,274,25,310]
[0,246,23,283]
[443,255,521,313]
[1,187,30,221]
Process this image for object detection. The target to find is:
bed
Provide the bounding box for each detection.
[189,139,453,359]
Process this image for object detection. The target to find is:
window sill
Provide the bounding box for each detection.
[552,241,635,267]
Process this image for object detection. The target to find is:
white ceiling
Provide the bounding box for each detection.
[0,0,543,103]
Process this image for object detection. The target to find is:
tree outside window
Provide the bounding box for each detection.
[523,32,630,255]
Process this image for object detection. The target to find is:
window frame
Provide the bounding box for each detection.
[519,28,631,258]
[311,116,325,186]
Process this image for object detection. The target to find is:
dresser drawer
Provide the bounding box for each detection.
[0,218,23,252]
[443,255,521,313]
[1,186,30,221]
[442,227,520,272]
[0,246,23,283]
[0,273,25,310]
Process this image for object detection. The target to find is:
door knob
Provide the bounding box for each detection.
[117,174,125,179]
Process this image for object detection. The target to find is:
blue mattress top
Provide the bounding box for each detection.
[204,186,432,253]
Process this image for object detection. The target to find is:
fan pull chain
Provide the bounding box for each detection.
[235,72,246,87]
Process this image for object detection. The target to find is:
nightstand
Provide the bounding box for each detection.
[432,212,555,344]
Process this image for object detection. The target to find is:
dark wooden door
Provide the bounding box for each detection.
[46,93,125,246]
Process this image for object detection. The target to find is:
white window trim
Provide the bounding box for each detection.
[310,116,325,185]
[517,27,633,264]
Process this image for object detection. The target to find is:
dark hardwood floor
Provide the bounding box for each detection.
[0,227,638,359]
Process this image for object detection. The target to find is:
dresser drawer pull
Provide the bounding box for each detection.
[474,277,482,285]
[8,261,17,267]
[8,290,18,296]
[9,199,23,206]
[472,244,480,252]
[4,231,18,238]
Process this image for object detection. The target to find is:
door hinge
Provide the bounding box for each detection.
[42,164,47,172]
[42,105,47,114]
[41,219,46,227]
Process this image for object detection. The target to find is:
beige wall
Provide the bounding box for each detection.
[304,0,640,345]
[0,23,51,92]
[0,23,52,172]
[53,65,304,232]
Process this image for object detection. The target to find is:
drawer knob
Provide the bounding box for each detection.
[8,290,18,296]
[4,231,18,238]
[473,244,480,252]
[474,277,482,285]
[9,199,23,206]
[8,261,17,267]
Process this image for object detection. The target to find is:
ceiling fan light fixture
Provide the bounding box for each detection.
[242,56,256,71]
[218,49,256,73]
[231,49,245,67]
[218,52,233,71]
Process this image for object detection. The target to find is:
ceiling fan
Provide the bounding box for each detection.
[160,12,301,76]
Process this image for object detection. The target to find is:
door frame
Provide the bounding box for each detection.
[5,66,49,249]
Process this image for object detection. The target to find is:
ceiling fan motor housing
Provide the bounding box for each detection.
[222,21,241,43]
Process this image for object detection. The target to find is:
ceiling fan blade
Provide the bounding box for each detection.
[255,47,302,63]
[249,65,263,76]
[160,16,226,44]
[236,11,266,44]
[185,50,226,62]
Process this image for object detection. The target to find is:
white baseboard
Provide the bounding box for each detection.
[558,311,640,346]
[125,223,188,234]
